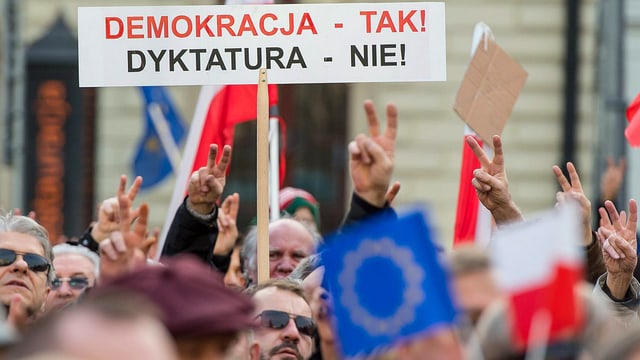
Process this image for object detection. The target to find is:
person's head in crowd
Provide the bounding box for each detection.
[242,218,320,285]
[45,243,100,313]
[224,238,247,291]
[92,255,256,360]
[289,254,323,300]
[0,214,53,318]
[279,187,321,232]
[474,284,619,360]
[247,279,315,360]
[6,291,178,360]
[290,254,337,360]
[448,245,501,327]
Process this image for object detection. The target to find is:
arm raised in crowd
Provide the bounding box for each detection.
[99,176,156,281]
[598,200,638,300]
[343,100,399,227]
[72,176,142,253]
[601,156,626,202]
[210,192,240,273]
[553,162,592,245]
[91,176,142,243]
[162,144,231,270]
[553,162,606,284]
[465,134,523,225]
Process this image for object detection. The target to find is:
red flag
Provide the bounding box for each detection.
[192,84,280,172]
[453,130,492,247]
[625,92,640,147]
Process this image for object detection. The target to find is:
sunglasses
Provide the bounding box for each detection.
[0,249,50,273]
[257,310,316,337]
[51,277,90,291]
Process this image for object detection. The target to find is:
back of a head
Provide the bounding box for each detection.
[91,254,255,339]
[288,253,322,281]
[7,291,177,360]
[448,245,492,277]
[278,187,321,229]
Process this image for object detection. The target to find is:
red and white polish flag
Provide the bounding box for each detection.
[489,201,584,349]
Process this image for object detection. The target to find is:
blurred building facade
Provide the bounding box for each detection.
[0,0,603,245]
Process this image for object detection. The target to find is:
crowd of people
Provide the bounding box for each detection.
[0,98,639,359]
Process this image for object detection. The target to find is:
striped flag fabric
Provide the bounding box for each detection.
[489,202,584,349]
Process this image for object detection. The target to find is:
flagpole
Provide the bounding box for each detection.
[148,102,182,174]
[257,68,270,284]
[269,117,280,221]
[524,309,551,360]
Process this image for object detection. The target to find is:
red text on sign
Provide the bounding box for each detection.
[105,13,318,39]
[359,10,426,33]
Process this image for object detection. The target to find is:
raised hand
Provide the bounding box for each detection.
[552,162,592,246]
[91,175,142,242]
[601,156,626,201]
[187,144,232,215]
[598,200,638,299]
[466,135,522,224]
[349,100,397,207]
[213,193,240,256]
[99,176,155,281]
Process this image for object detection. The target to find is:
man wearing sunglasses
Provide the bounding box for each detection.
[248,279,315,360]
[0,214,54,323]
[45,243,99,313]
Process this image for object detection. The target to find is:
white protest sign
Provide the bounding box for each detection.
[78,3,446,87]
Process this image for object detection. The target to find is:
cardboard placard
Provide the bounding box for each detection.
[454,36,527,145]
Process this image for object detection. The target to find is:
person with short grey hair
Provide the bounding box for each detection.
[0,213,54,321]
[45,243,100,313]
[241,218,321,286]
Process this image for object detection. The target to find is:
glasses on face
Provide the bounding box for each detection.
[257,310,316,337]
[0,248,50,273]
[51,277,90,291]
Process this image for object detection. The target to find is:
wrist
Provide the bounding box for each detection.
[355,189,387,208]
[491,201,523,225]
[582,226,594,246]
[90,226,108,242]
[606,272,633,300]
[185,198,217,222]
[187,198,215,216]
[213,239,235,256]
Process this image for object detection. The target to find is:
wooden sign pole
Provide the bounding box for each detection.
[257,68,270,284]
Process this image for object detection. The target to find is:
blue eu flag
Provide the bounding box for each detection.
[133,87,185,190]
[321,209,457,358]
